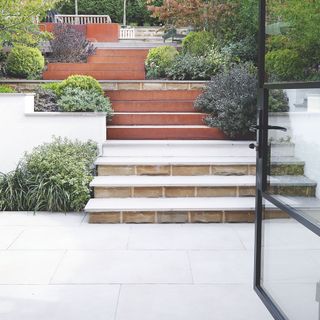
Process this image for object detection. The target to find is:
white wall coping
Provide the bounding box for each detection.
[0,93,35,96]
[25,111,108,117]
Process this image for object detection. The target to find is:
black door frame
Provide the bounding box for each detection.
[254,1,320,319]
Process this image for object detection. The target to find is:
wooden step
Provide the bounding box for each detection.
[43,70,146,80]
[47,63,145,71]
[88,55,146,64]
[111,100,195,113]
[106,126,226,140]
[108,90,202,101]
[109,113,205,126]
[95,49,149,57]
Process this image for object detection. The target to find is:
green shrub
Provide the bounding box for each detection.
[0,137,98,212]
[58,75,104,96]
[145,46,178,78]
[221,36,257,63]
[34,87,59,112]
[57,87,113,115]
[6,45,45,79]
[165,52,225,80]
[182,31,216,56]
[41,82,61,95]
[0,85,16,93]
[195,63,257,138]
[265,48,303,81]
[269,90,289,112]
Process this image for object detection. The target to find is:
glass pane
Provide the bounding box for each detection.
[261,202,320,319]
[267,88,320,225]
[265,0,320,83]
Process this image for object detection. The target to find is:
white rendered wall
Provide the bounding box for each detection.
[0,94,106,173]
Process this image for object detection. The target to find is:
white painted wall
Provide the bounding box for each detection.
[0,94,107,173]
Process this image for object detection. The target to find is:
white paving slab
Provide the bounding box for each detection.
[0,285,119,320]
[0,251,65,284]
[0,212,85,226]
[9,225,130,250]
[52,250,192,284]
[128,224,244,250]
[0,214,276,319]
[189,250,254,284]
[0,227,24,249]
[116,284,273,320]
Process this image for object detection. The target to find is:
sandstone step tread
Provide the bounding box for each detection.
[90,175,316,188]
[95,156,302,166]
[85,196,320,213]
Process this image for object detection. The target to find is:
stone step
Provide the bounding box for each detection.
[43,70,146,81]
[86,196,257,223]
[108,90,202,101]
[109,112,205,126]
[90,175,316,198]
[101,140,293,158]
[111,100,195,113]
[85,196,320,223]
[106,125,226,140]
[47,63,145,72]
[95,156,304,177]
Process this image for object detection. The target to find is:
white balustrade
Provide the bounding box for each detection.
[54,15,112,25]
[120,28,135,39]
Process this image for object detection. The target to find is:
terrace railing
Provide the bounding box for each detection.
[54,15,112,25]
[120,28,136,39]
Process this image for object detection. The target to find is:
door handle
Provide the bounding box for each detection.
[249,125,287,132]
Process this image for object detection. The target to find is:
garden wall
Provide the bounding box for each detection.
[0,94,106,173]
[39,23,120,42]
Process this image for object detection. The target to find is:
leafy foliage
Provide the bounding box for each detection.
[6,45,45,79]
[195,63,257,138]
[58,75,104,96]
[57,87,113,114]
[0,137,98,212]
[266,0,320,80]
[266,48,303,81]
[182,31,216,56]
[221,36,257,64]
[269,90,289,113]
[50,24,96,63]
[145,46,178,78]
[166,52,225,81]
[34,87,59,112]
[56,0,159,25]
[0,0,59,46]
[0,85,16,93]
[147,0,235,30]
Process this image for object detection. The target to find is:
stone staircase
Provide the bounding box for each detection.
[43,48,148,80]
[107,89,225,140]
[85,140,316,223]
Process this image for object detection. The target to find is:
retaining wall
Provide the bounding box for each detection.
[0,94,106,173]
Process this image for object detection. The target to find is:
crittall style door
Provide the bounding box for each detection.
[254,1,320,319]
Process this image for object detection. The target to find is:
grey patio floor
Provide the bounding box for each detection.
[0,212,272,320]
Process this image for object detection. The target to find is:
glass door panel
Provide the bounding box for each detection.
[266,88,320,226]
[261,203,320,320]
